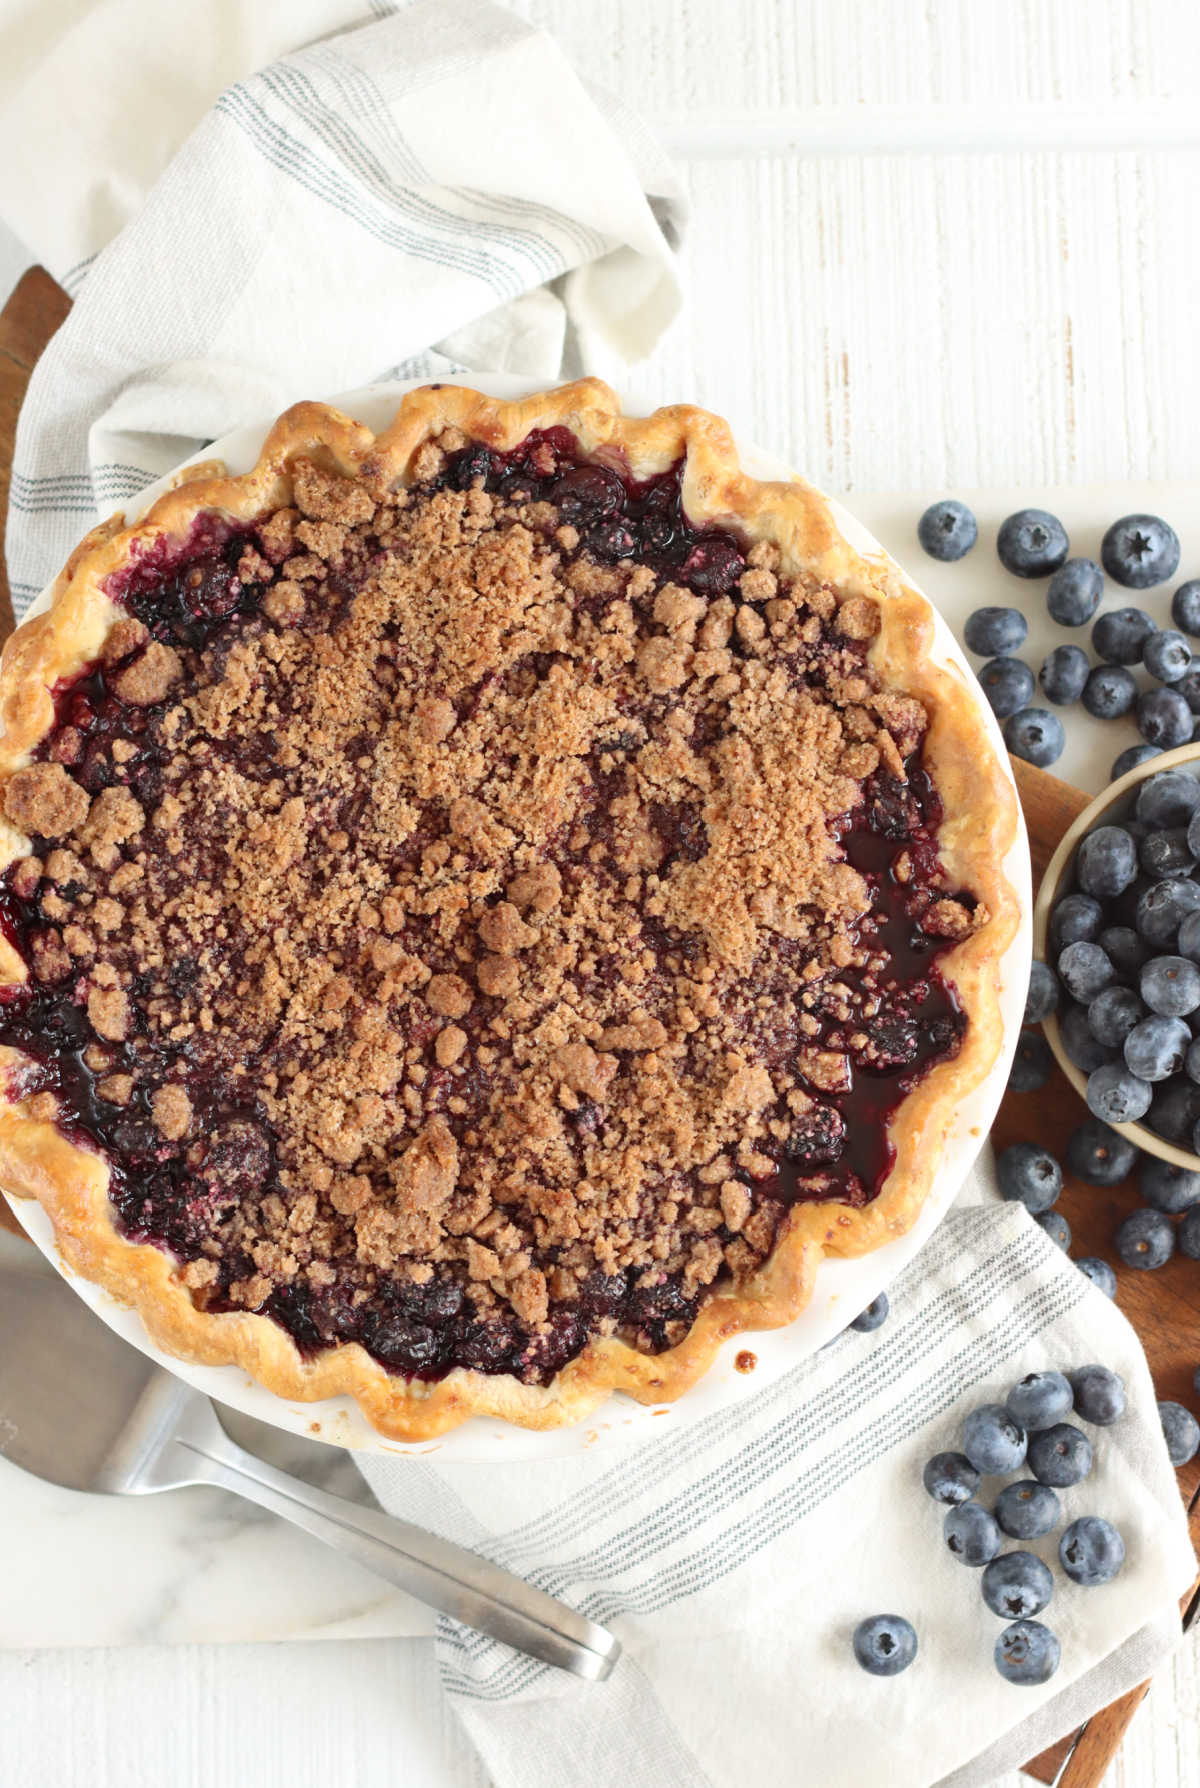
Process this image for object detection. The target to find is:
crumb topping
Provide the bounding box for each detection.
[0,430,976,1384]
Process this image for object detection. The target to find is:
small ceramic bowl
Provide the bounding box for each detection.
[1033,738,1200,1170]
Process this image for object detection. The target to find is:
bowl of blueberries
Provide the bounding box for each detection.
[916,494,1200,1166]
[1033,747,1200,1170]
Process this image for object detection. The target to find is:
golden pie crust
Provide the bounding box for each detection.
[0,380,1019,1439]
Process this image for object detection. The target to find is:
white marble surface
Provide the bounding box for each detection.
[3,2,1200,1786]
[0,1232,435,1649]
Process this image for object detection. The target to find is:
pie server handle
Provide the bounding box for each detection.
[170,1398,620,1680]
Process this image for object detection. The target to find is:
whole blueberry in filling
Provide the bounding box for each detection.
[0,430,975,1384]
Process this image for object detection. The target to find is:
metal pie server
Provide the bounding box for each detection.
[0,1259,619,1679]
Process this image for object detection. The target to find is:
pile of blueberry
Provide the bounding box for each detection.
[1000,1036,1200,1473]
[853,1367,1129,1684]
[1035,770,1200,1158]
[918,498,1198,776]
[995,1135,1123,1293]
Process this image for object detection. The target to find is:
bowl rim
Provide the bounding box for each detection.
[1033,738,1200,1170]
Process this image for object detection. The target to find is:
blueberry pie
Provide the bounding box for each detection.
[0,382,1018,1436]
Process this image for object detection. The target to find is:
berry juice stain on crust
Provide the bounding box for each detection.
[0,428,975,1385]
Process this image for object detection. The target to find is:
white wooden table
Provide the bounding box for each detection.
[2,2,1200,1783]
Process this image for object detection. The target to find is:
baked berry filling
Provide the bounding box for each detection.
[0,425,974,1386]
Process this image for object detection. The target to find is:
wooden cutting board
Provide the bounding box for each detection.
[1,267,1197,1788]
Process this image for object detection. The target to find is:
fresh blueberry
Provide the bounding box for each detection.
[995,1619,1061,1685]
[997,509,1069,578]
[1009,1029,1053,1093]
[1172,579,1200,636]
[1092,606,1158,665]
[1116,876,1158,934]
[994,1480,1061,1540]
[1065,1118,1138,1186]
[1139,1156,1200,1213]
[1061,1004,1117,1073]
[1149,1079,1200,1144]
[1181,1207,1200,1259]
[996,1143,1062,1215]
[1051,893,1104,951]
[1188,1037,1200,1084]
[1076,1257,1118,1298]
[965,607,1029,656]
[1004,707,1065,768]
[1139,955,1200,1018]
[1178,669,1200,714]
[1138,687,1193,748]
[1006,1371,1074,1431]
[981,1552,1054,1621]
[1087,986,1146,1048]
[944,1501,1003,1567]
[1124,1014,1192,1080]
[1083,663,1138,719]
[922,1451,980,1505]
[1136,770,1200,828]
[1113,744,1163,781]
[1098,926,1150,981]
[1158,1401,1200,1468]
[1188,812,1200,868]
[1086,1062,1152,1125]
[979,656,1036,718]
[1076,827,1139,900]
[1047,558,1103,626]
[1025,962,1059,1024]
[1035,1209,1072,1250]
[852,1613,918,1676]
[918,499,977,562]
[850,1293,889,1332]
[1059,1516,1125,1586]
[1139,827,1194,880]
[1040,645,1090,706]
[962,1404,1028,1475]
[1120,874,1164,937]
[1027,1422,1093,1487]
[1102,514,1181,589]
[1115,1208,1176,1270]
[1144,629,1193,684]
[1136,879,1200,949]
[1057,941,1114,1003]
[1071,1365,1127,1425]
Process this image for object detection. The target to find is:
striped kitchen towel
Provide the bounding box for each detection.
[0,0,684,618]
[358,1188,1196,1788]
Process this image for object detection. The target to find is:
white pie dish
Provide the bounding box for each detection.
[2,377,1032,1462]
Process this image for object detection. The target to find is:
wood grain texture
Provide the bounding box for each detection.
[505,0,1200,498]
[0,264,69,634]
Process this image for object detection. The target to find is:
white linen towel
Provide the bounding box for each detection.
[1,6,1194,1785]
[0,0,684,617]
